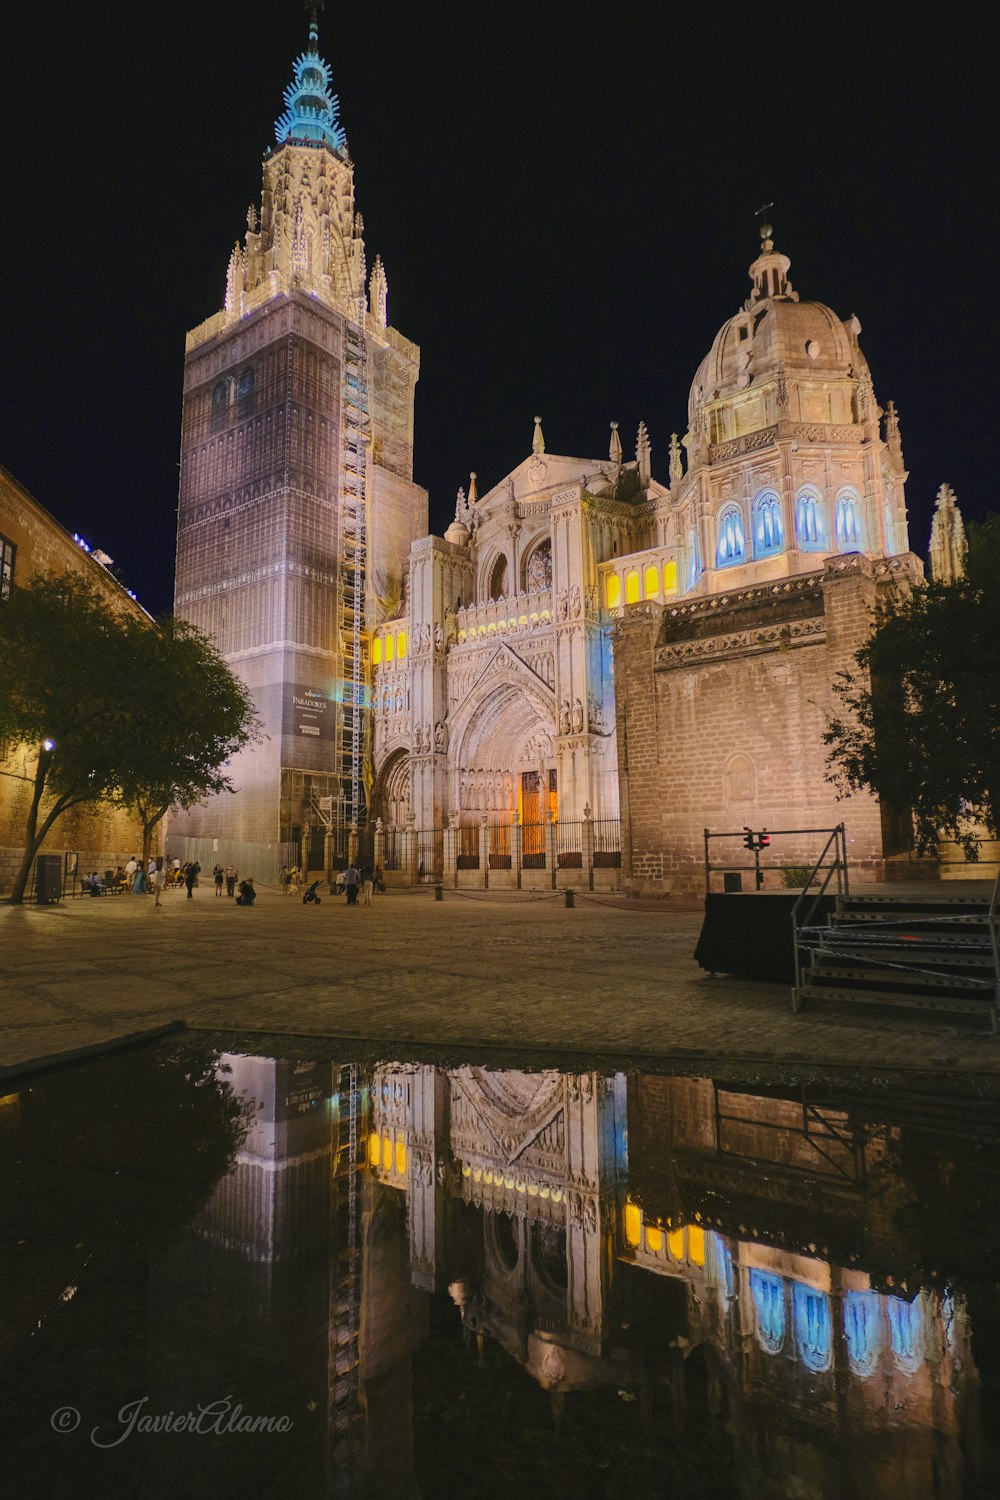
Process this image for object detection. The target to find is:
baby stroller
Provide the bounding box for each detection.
[302,880,322,904]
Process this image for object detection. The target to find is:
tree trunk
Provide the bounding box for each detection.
[7,760,72,904]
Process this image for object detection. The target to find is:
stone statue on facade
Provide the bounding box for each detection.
[559,699,571,735]
[434,720,447,753]
[572,698,585,733]
[434,622,443,651]
[569,585,581,618]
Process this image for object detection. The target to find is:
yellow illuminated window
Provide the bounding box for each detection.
[382,1134,392,1169]
[368,1132,380,1167]
[663,559,678,596]
[625,570,640,604]
[624,1201,642,1247]
[396,629,407,659]
[395,1139,407,1174]
[606,574,621,607]
[667,1227,684,1260]
[688,1224,705,1265]
[646,1226,663,1253]
[384,635,394,662]
[644,564,659,598]
[371,637,383,665]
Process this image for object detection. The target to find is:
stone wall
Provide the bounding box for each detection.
[615,554,921,894]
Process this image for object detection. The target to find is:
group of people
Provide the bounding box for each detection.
[82,857,255,908]
[334,864,385,905]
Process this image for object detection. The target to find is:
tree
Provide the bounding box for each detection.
[0,574,140,902]
[110,616,260,867]
[824,521,1000,859]
[0,573,260,903]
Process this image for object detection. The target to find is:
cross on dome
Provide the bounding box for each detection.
[275,3,348,155]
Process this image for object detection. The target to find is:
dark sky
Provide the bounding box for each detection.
[2,2,993,616]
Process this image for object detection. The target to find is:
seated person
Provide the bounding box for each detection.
[235,878,256,906]
[85,871,105,896]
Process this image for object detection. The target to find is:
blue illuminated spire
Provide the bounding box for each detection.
[275,5,347,155]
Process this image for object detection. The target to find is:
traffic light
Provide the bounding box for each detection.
[759,831,770,848]
[743,828,755,851]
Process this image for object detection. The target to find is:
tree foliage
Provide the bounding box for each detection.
[0,573,259,901]
[824,521,1000,859]
[110,615,260,865]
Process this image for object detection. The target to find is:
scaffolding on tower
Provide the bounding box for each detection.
[335,266,372,854]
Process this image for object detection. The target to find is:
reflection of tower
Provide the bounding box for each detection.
[172,11,426,860]
[145,1055,338,1493]
[328,1062,363,1492]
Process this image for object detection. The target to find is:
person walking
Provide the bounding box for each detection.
[185,860,201,900]
[361,866,373,905]
[213,863,224,897]
[125,855,138,891]
[344,863,360,906]
[225,863,238,898]
[152,857,165,908]
[132,862,147,895]
[280,865,291,895]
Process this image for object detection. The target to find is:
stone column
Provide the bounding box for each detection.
[324,828,334,884]
[546,808,557,890]
[582,804,595,891]
[443,811,458,887]
[479,815,489,890]
[348,821,359,866]
[401,813,417,887]
[512,816,522,890]
[374,818,385,878]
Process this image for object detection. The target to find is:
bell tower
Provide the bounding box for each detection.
[172,9,427,864]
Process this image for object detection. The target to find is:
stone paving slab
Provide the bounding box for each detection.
[2,886,999,1079]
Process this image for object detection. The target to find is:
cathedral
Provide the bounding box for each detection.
[171,15,932,891]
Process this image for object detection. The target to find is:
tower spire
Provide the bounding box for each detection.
[276,2,346,154]
[929,484,968,583]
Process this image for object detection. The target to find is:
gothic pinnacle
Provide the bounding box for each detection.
[669,432,683,485]
[609,421,623,466]
[532,416,545,455]
[929,483,967,584]
[468,471,478,503]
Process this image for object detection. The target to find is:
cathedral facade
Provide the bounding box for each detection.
[171,19,923,889]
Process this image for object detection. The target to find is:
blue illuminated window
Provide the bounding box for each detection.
[716,506,746,566]
[844,1291,881,1376]
[887,1295,923,1373]
[687,528,702,589]
[795,489,826,550]
[793,1283,833,1372]
[753,491,784,557]
[750,1269,785,1353]
[835,491,864,550]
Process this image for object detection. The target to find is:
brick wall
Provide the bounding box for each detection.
[615,556,920,894]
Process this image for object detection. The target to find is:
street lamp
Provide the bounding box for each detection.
[41,738,56,753]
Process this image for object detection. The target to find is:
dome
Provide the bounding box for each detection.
[688,236,867,424]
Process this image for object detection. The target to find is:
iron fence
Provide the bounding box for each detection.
[521,822,547,869]
[556,820,584,869]
[592,818,622,868]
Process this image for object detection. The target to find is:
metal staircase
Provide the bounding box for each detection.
[793,882,1000,1032]
[336,302,371,853]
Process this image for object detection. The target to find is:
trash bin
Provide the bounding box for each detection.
[35,854,62,903]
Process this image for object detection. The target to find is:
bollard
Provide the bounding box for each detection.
[434,883,444,902]
[564,889,575,908]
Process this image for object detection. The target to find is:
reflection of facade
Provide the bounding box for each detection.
[369,1060,983,1496]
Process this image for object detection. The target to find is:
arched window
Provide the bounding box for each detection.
[835,489,864,550]
[750,1269,785,1354]
[752,490,784,557]
[489,554,509,600]
[716,505,746,566]
[524,538,552,592]
[625,570,640,604]
[844,1292,881,1377]
[384,634,395,662]
[795,488,826,551]
[236,366,255,418]
[606,574,621,608]
[396,629,407,659]
[624,1202,641,1247]
[687,529,702,589]
[211,379,230,432]
[663,560,678,596]
[644,564,659,598]
[793,1284,833,1372]
[371,637,383,665]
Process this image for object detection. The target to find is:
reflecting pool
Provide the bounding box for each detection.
[1,1043,998,1497]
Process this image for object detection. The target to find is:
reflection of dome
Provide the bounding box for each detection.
[688,239,867,423]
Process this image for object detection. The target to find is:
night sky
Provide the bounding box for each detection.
[2,2,993,616]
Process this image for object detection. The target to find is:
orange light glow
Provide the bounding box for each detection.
[606,574,621,608]
[395,1139,407,1174]
[663,559,678,596]
[688,1224,705,1264]
[644,564,659,598]
[646,1226,663,1253]
[625,570,640,605]
[396,629,407,659]
[371,637,383,665]
[367,1132,380,1166]
[624,1201,642,1247]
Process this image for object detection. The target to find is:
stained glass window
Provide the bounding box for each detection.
[753,491,784,556]
[796,490,826,550]
[717,506,746,566]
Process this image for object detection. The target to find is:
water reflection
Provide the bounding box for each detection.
[1,1052,997,1498]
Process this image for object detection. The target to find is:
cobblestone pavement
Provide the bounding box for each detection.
[2,885,999,1078]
